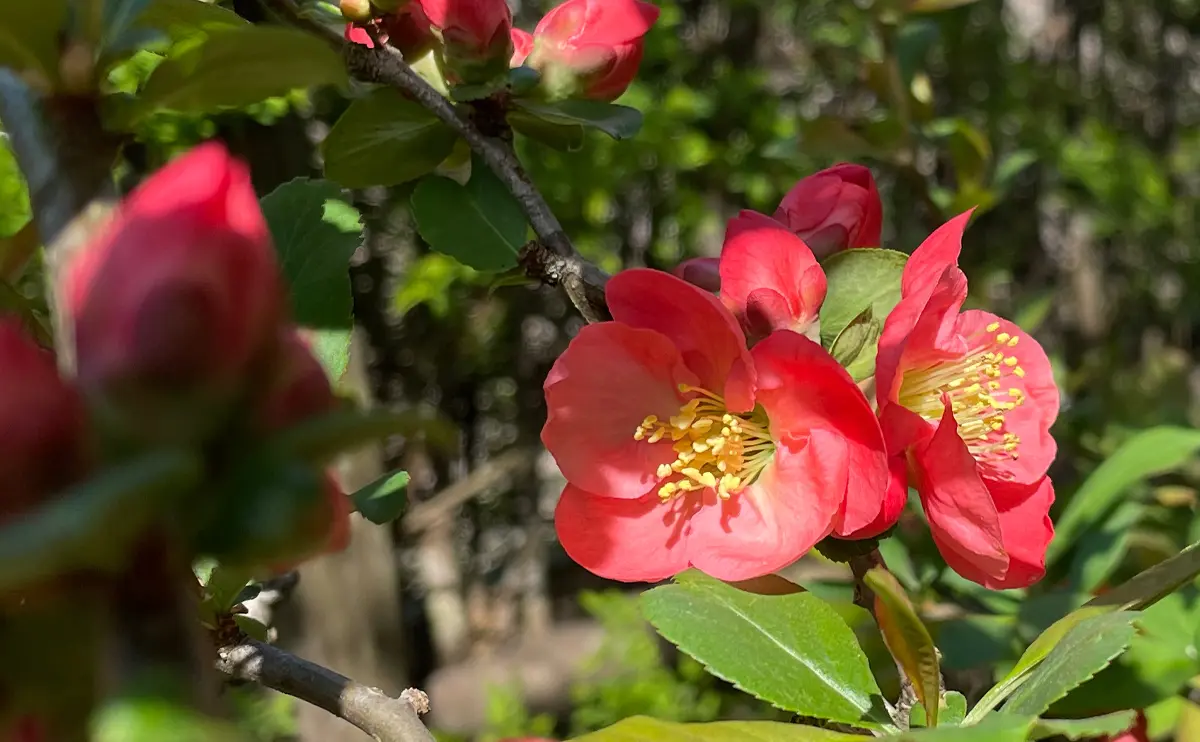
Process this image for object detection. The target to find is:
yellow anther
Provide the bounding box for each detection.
[986,322,1001,332]
[996,332,1011,344]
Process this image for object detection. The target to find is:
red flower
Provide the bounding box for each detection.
[718,210,826,340]
[383,4,438,59]
[345,23,375,47]
[511,27,534,66]
[543,269,888,582]
[526,0,660,101]
[875,211,1059,589]
[673,256,720,293]
[416,0,513,84]
[62,142,282,404]
[774,164,883,259]
[0,320,90,526]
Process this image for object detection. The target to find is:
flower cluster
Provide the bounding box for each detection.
[0,144,350,581]
[543,164,1059,589]
[346,0,659,100]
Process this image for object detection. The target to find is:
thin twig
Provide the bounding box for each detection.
[402,447,531,535]
[261,0,611,322]
[216,639,436,742]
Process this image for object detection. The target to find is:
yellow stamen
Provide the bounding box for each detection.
[634,384,776,501]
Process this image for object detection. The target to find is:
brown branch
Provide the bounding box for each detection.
[216,639,436,742]
[261,0,611,323]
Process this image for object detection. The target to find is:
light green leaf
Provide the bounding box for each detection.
[1001,611,1139,717]
[890,715,1033,741]
[323,88,458,188]
[133,0,249,40]
[1085,539,1200,611]
[829,306,883,382]
[1047,426,1200,566]
[260,178,362,381]
[132,26,346,120]
[93,697,249,742]
[568,716,860,742]
[0,0,67,86]
[0,450,203,594]
[411,172,526,271]
[0,136,32,238]
[352,469,410,525]
[1031,711,1138,740]
[640,570,891,728]
[939,692,967,726]
[515,100,643,140]
[202,563,255,612]
[819,248,908,349]
[864,568,940,726]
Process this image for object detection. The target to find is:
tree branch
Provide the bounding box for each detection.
[261,0,611,323]
[216,639,436,742]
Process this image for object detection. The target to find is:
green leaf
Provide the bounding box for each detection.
[0,0,67,86]
[1047,426,1200,566]
[202,563,255,612]
[323,88,458,188]
[640,570,891,728]
[510,109,585,151]
[0,450,203,594]
[131,26,346,120]
[351,469,410,524]
[1001,611,1139,717]
[819,248,908,349]
[1084,538,1200,611]
[964,605,1114,724]
[0,135,32,238]
[103,0,153,52]
[993,150,1038,191]
[260,178,361,382]
[233,614,270,642]
[907,0,982,12]
[940,692,967,726]
[926,119,992,188]
[829,306,883,382]
[864,568,940,726]
[890,715,1033,741]
[133,0,249,40]
[515,100,643,140]
[568,716,861,742]
[93,697,248,742]
[411,171,527,271]
[1068,501,1143,593]
[1030,711,1138,740]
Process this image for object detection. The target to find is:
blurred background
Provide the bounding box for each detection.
[10,0,1200,738]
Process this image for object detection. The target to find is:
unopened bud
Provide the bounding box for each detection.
[340,0,373,22]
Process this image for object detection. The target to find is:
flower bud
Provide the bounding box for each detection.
[510,27,533,67]
[526,0,659,101]
[382,4,438,59]
[0,320,91,526]
[61,143,283,440]
[773,164,883,259]
[340,0,374,23]
[672,256,720,293]
[416,0,513,85]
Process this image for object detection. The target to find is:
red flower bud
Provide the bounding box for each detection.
[383,4,438,59]
[0,320,91,526]
[773,164,883,259]
[510,27,533,67]
[62,143,283,414]
[527,0,659,101]
[672,256,720,292]
[416,0,513,85]
[256,327,339,433]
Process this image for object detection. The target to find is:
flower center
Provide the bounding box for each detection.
[634,384,775,501]
[897,322,1028,462]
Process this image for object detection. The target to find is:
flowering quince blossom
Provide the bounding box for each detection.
[510,27,534,66]
[676,164,880,293]
[525,0,660,101]
[874,210,1060,588]
[61,142,282,405]
[543,268,889,582]
[417,0,513,84]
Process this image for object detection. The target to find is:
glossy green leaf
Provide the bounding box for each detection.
[864,568,940,726]
[1048,426,1200,566]
[1085,538,1200,611]
[323,88,458,188]
[569,716,860,742]
[640,570,890,728]
[352,469,410,524]
[819,248,908,349]
[0,450,203,594]
[1001,611,1139,716]
[411,168,528,271]
[133,26,346,120]
[133,0,249,39]
[202,563,255,613]
[260,178,361,381]
[515,100,643,140]
[0,0,67,86]
[1031,711,1138,740]
[829,306,883,381]
[510,109,585,151]
[940,692,967,726]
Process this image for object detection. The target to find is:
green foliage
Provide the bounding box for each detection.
[323,88,458,188]
[0,0,67,87]
[479,684,556,742]
[351,469,410,524]
[411,156,530,272]
[1029,712,1137,741]
[513,101,644,141]
[864,568,940,726]
[569,717,860,742]
[818,249,908,357]
[640,571,890,729]
[93,697,248,742]
[0,136,32,238]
